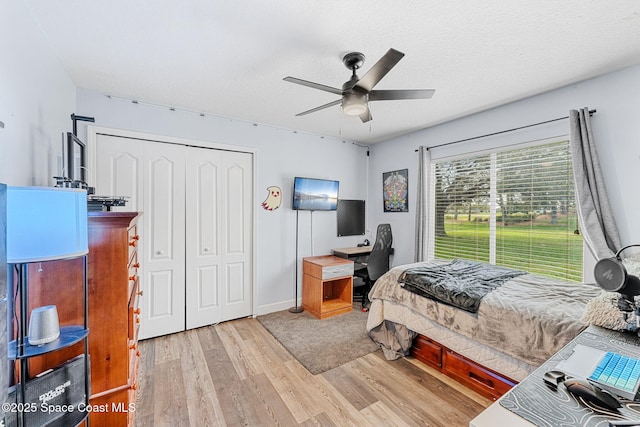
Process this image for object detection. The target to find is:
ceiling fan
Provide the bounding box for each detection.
[283,48,435,123]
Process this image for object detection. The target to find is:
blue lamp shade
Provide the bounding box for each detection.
[7,186,88,263]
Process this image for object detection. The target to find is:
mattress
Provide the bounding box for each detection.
[366,260,603,378]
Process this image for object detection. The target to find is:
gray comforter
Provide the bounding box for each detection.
[367,260,603,366]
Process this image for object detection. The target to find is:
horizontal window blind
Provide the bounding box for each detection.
[429,140,583,282]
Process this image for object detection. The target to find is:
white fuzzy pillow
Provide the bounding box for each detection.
[581,291,630,331]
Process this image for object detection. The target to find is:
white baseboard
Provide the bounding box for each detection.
[253,299,301,317]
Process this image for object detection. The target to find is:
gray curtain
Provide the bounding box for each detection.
[569,107,621,259]
[415,146,431,262]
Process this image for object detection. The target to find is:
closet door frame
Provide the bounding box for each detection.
[87,125,258,323]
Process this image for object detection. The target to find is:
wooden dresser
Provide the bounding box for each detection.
[86,211,141,426]
[22,212,141,426]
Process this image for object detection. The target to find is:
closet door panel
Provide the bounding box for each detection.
[220,151,253,320]
[94,135,142,210]
[186,148,223,328]
[142,142,186,338]
[148,270,175,317]
[226,262,245,303]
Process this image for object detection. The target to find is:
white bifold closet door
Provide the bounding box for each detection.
[95,134,253,340]
[185,146,253,330]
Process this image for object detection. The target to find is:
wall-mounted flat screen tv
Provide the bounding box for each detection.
[292,177,339,211]
[337,199,365,236]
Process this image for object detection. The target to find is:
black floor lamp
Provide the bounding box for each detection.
[289,210,303,313]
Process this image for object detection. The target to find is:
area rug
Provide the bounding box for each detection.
[257,308,379,374]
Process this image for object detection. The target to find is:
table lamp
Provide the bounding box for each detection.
[6,186,88,263]
[6,186,88,348]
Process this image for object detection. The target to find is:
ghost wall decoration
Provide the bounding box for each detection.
[261,186,282,211]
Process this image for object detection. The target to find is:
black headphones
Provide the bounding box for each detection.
[594,244,640,298]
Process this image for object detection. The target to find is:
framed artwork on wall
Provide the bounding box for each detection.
[383,169,408,212]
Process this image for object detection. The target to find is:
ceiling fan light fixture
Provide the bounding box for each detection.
[342,92,368,116]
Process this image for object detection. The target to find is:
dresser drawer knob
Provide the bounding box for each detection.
[134,308,141,315]
[137,290,144,296]
[133,263,140,269]
[129,275,136,281]
[129,343,137,350]
[129,240,137,247]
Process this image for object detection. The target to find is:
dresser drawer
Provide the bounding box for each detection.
[411,335,443,368]
[128,225,139,260]
[128,252,139,298]
[321,263,354,279]
[443,350,514,400]
[128,279,141,341]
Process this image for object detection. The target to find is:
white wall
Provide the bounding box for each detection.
[1,2,369,315]
[370,64,640,268]
[0,1,76,186]
[76,89,369,313]
[7,0,640,314]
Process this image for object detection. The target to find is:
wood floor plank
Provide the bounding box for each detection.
[350,355,477,426]
[285,360,366,426]
[135,318,491,426]
[323,364,379,411]
[179,329,215,400]
[215,321,260,380]
[298,412,338,427]
[135,338,156,422]
[153,332,183,365]
[152,359,190,426]
[360,401,412,427]
[184,391,225,427]
[244,372,300,426]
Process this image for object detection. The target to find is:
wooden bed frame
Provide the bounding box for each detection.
[410,333,518,401]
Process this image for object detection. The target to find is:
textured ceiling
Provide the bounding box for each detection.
[24,0,640,144]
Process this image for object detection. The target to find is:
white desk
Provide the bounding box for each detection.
[470,398,534,426]
[470,325,640,426]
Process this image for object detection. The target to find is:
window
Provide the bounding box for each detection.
[428,139,583,282]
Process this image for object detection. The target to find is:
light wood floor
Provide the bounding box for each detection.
[134,317,492,426]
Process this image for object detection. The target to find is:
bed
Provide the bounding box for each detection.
[366,259,604,392]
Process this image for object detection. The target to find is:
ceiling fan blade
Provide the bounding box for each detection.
[353,48,405,92]
[295,99,342,116]
[283,76,343,95]
[369,89,436,101]
[359,108,372,123]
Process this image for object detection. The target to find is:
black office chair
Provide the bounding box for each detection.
[354,224,393,311]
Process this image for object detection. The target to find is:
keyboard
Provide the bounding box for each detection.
[588,351,640,400]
